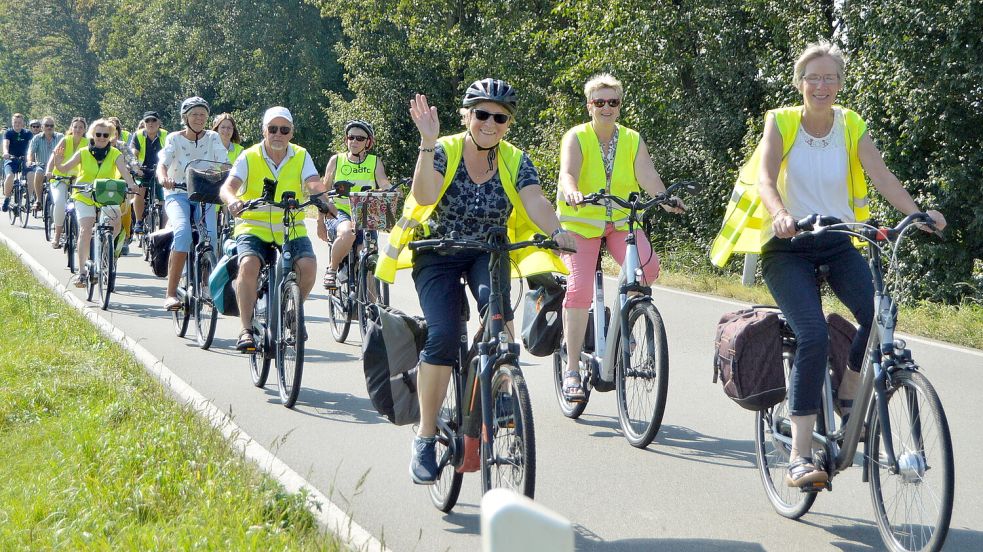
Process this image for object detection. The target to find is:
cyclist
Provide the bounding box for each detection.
[130,111,168,234]
[27,116,63,211]
[52,119,137,287]
[219,106,329,351]
[555,73,684,402]
[46,117,87,248]
[2,113,33,212]
[711,42,946,487]
[212,113,244,163]
[375,79,574,484]
[319,119,390,290]
[28,119,42,136]
[157,96,230,311]
[108,116,130,146]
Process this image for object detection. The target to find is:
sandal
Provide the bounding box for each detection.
[163,296,182,311]
[236,328,256,352]
[785,457,828,488]
[73,272,88,288]
[323,268,337,290]
[562,370,587,403]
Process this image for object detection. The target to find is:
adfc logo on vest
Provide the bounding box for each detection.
[341,164,372,177]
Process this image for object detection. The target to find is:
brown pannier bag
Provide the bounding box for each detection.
[713,307,786,410]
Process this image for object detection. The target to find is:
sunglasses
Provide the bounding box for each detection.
[93,132,111,138]
[472,109,510,125]
[590,98,622,108]
[144,118,159,123]
[43,124,54,128]
[266,125,292,135]
[30,125,41,128]
[347,135,368,142]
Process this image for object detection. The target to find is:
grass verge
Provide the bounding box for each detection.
[0,244,343,550]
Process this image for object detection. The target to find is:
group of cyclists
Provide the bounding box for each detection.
[1,38,951,550]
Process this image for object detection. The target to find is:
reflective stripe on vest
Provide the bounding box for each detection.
[233,143,309,245]
[374,133,567,284]
[556,123,640,238]
[709,105,869,267]
[53,136,88,177]
[136,129,168,165]
[74,147,122,206]
[333,154,377,215]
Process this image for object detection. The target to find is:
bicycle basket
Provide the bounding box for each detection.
[186,160,231,205]
[93,179,127,206]
[350,190,402,231]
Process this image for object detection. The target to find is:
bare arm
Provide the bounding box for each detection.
[410,93,442,205]
[220,176,244,214]
[54,150,81,174]
[2,138,10,158]
[757,113,796,238]
[557,129,583,208]
[858,133,947,230]
[375,158,391,189]
[519,185,577,251]
[114,155,137,190]
[634,138,684,212]
[321,154,337,191]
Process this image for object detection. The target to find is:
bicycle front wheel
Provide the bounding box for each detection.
[615,302,669,448]
[481,363,535,499]
[66,216,78,273]
[869,370,954,552]
[327,271,352,343]
[754,386,818,519]
[276,280,304,408]
[172,272,190,337]
[249,300,271,387]
[8,185,19,225]
[19,185,30,228]
[195,252,218,349]
[99,232,114,310]
[43,192,53,242]
[430,368,464,512]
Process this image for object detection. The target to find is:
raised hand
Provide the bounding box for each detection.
[410,93,439,145]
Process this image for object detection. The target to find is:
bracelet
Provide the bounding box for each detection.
[550,227,565,239]
[418,145,436,153]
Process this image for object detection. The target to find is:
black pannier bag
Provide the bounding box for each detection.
[362,304,427,425]
[520,273,565,357]
[148,227,174,278]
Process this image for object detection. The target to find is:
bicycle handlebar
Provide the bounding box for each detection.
[579,180,700,212]
[792,212,936,243]
[409,231,574,254]
[240,188,332,213]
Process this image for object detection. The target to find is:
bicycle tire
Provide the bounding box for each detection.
[8,184,19,225]
[552,343,589,419]
[481,363,536,499]
[357,263,382,337]
[85,241,96,302]
[43,191,53,242]
[868,370,954,552]
[172,270,190,337]
[194,251,218,349]
[753,360,818,520]
[615,301,669,448]
[327,267,353,343]
[19,183,31,228]
[276,279,305,408]
[249,299,271,388]
[430,368,464,512]
[66,216,78,273]
[99,231,114,310]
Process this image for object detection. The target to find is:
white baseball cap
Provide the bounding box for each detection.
[262,106,293,127]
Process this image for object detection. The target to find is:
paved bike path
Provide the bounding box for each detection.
[2,219,980,551]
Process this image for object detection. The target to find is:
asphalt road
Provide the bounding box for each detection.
[3,216,981,552]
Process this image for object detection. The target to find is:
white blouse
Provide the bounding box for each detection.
[158,130,229,188]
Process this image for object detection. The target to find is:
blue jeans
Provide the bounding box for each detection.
[412,250,512,366]
[761,233,874,416]
[164,191,217,254]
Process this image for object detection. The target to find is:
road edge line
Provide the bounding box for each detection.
[0,231,392,552]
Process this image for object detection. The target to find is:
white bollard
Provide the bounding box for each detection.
[481,489,574,552]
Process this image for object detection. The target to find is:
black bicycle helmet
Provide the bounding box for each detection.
[344,120,374,139]
[180,96,210,115]
[462,78,518,114]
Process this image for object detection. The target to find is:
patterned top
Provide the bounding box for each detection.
[424,143,540,241]
[599,126,619,217]
[29,132,64,167]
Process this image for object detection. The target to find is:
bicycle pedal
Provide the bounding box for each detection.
[799,481,828,493]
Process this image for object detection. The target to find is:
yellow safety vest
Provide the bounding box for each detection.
[333,153,377,215]
[709,106,870,267]
[234,143,309,245]
[73,147,122,206]
[557,123,641,238]
[375,133,567,284]
[135,129,168,165]
[53,135,88,177]
[227,142,244,165]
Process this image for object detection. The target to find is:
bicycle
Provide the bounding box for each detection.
[240,182,330,408]
[41,175,54,242]
[324,180,397,342]
[73,182,131,310]
[6,157,33,228]
[134,171,164,262]
[51,176,80,273]
[754,213,954,552]
[410,227,566,512]
[170,160,230,350]
[551,180,698,448]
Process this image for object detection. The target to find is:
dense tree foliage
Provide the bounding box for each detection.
[1,0,979,302]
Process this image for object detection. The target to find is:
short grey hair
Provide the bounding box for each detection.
[793,41,845,89]
[584,73,623,100]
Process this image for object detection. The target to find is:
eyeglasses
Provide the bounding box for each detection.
[266,125,292,135]
[93,132,111,138]
[803,74,840,85]
[590,98,622,108]
[347,135,368,142]
[43,124,54,128]
[472,109,510,125]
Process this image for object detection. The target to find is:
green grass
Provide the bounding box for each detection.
[0,245,344,550]
[602,254,983,350]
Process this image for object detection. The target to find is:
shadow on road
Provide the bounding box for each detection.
[646,424,757,469]
[266,386,387,425]
[800,511,983,551]
[575,524,765,551]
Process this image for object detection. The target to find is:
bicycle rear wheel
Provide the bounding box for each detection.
[869,370,953,552]
[99,232,114,310]
[172,271,190,337]
[753,355,818,519]
[43,192,53,242]
[357,266,384,337]
[481,363,535,499]
[327,268,353,343]
[195,251,218,349]
[615,301,669,448]
[19,184,30,228]
[249,299,271,387]
[430,369,464,512]
[552,344,589,419]
[276,279,304,408]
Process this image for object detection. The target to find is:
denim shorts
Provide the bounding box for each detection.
[235,233,316,264]
[325,210,364,247]
[3,159,25,177]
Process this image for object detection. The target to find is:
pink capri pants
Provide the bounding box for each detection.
[561,223,660,309]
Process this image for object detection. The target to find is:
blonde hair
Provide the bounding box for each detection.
[793,41,845,89]
[87,118,116,140]
[584,73,623,100]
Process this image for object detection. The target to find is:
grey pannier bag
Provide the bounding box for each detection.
[362,304,427,425]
